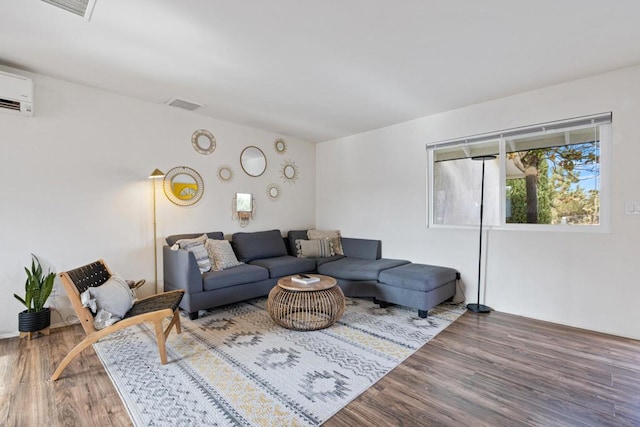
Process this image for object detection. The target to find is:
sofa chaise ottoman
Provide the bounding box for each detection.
[377,263,458,318]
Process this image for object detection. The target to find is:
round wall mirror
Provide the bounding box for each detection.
[284,165,295,179]
[266,183,281,201]
[217,166,233,182]
[240,146,267,177]
[274,138,286,154]
[191,129,216,155]
[280,159,299,184]
[163,166,204,206]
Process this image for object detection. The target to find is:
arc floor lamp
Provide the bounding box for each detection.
[467,155,495,313]
[149,168,165,293]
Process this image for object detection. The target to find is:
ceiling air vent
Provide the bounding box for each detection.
[41,0,97,20]
[164,97,204,112]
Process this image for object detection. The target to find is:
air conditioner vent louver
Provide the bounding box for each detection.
[0,99,20,111]
[41,0,96,19]
[164,97,204,111]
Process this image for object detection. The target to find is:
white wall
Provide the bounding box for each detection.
[0,69,316,338]
[317,65,640,340]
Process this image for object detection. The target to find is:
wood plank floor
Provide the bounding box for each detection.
[1,309,638,426]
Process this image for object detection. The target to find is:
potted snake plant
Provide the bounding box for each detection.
[14,255,55,333]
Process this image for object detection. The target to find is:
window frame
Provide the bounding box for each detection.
[426,113,612,233]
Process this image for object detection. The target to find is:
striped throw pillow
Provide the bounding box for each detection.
[307,230,343,255]
[295,238,334,258]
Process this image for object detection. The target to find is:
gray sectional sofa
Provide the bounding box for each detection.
[163,229,458,320]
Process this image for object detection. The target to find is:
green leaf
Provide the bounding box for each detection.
[37,272,55,311]
[13,294,28,309]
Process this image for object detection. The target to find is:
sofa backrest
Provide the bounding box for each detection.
[231,229,288,262]
[287,230,309,256]
[341,237,382,260]
[287,230,381,260]
[165,232,224,247]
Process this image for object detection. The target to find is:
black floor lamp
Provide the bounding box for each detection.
[467,155,496,313]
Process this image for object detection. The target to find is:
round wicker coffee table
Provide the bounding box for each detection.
[267,274,345,331]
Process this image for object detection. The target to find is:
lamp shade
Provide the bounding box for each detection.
[148,168,165,179]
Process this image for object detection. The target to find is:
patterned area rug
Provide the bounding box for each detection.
[93,297,465,426]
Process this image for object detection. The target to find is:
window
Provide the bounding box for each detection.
[427,113,611,231]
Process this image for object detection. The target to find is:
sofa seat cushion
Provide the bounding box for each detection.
[314,255,345,267]
[203,264,269,291]
[378,263,458,292]
[249,256,315,279]
[318,257,410,281]
[232,230,287,262]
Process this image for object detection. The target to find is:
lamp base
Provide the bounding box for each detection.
[466,303,492,313]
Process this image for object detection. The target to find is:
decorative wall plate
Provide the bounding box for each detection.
[191,129,216,155]
[163,166,204,206]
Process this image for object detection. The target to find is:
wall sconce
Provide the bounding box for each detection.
[233,193,255,227]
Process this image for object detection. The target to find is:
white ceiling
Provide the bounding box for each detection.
[2,0,640,142]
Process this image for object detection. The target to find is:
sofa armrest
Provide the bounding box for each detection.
[163,246,203,295]
[341,237,382,260]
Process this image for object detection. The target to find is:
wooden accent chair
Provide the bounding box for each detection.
[51,259,184,381]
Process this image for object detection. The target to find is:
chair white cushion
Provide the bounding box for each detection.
[88,273,134,319]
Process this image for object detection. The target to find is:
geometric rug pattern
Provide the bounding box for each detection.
[93,297,465,426]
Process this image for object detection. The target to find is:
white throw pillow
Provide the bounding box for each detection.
[88,273,135,319]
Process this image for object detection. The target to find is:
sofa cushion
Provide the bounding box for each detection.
[287,230,309,256]
[249,256,315,278]
[378,264,458,292]
[341,237,381,260]
[166,232,224,246]
[232,230,287,262]
[317,257,410,281]
[202,264,269,291]
[315,255,345,267]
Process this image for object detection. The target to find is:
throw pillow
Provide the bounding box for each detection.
[307,229,344,255]
[295,238,334,258]
[176,234,211,273]
[88,273,134,319]
[205,239,243,271]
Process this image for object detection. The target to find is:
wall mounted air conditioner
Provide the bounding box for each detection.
[0,70,34,116]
